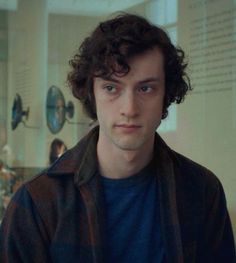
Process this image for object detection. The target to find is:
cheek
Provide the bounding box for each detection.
[145,98,164,113]
[144,101,163,125]
[95,101,110,122]
[96,95,116,114]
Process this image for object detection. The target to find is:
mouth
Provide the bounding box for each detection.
[115,124,142,132]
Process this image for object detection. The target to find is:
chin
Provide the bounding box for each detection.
[114,139,145,151]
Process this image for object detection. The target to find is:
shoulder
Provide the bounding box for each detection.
[172,150,220,185]
[5,169,77,236]
[154,134,224,196]
[22,167,75,205]
[169,150,226,204]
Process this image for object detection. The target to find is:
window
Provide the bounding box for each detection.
[146,0,178,132]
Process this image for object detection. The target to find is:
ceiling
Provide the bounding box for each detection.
[0,0,148,16]
[48,0,147,16]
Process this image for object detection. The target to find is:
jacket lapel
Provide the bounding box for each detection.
[154,135,184,263]
[48,127,105,262]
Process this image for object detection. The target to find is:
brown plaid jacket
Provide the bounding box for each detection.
[0,127,235,262]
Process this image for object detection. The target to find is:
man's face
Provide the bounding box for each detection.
[93,47,165,152]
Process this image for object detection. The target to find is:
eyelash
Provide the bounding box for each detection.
[138,85,153,93]
[103,85,117,93]
[102,84,155,95]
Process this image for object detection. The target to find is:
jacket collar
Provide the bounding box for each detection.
[47,125,179,186]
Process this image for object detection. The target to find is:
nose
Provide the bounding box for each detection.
[120,90,140,118]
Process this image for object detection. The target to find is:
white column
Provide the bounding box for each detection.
[8,0,48,167]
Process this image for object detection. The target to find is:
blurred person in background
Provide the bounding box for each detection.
[49,138,67,165]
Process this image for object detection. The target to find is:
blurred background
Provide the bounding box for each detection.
[0,0,235,240]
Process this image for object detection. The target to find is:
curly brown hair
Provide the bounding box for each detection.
[67,13,191,120]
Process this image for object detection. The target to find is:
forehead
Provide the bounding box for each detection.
[94,47,165,84]
[114,48,165,83]
[128,48,164,73]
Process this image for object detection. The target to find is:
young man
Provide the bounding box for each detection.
[0,14,235,263]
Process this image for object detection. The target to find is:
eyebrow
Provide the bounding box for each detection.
[101,76,161,84]
[101,76,121,83]
[139,77,161,84]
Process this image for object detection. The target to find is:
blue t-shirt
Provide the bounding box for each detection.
[101,163,164,263]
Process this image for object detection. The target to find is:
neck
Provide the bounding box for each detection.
[97,134,154,179]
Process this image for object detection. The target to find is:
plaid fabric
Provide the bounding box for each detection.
[0,126,235,262]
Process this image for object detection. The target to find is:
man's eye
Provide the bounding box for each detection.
[103,85,116,93]
[139,85,152,93]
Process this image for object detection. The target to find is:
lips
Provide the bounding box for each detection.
[115,124,141,128]
[115,124,142,132]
